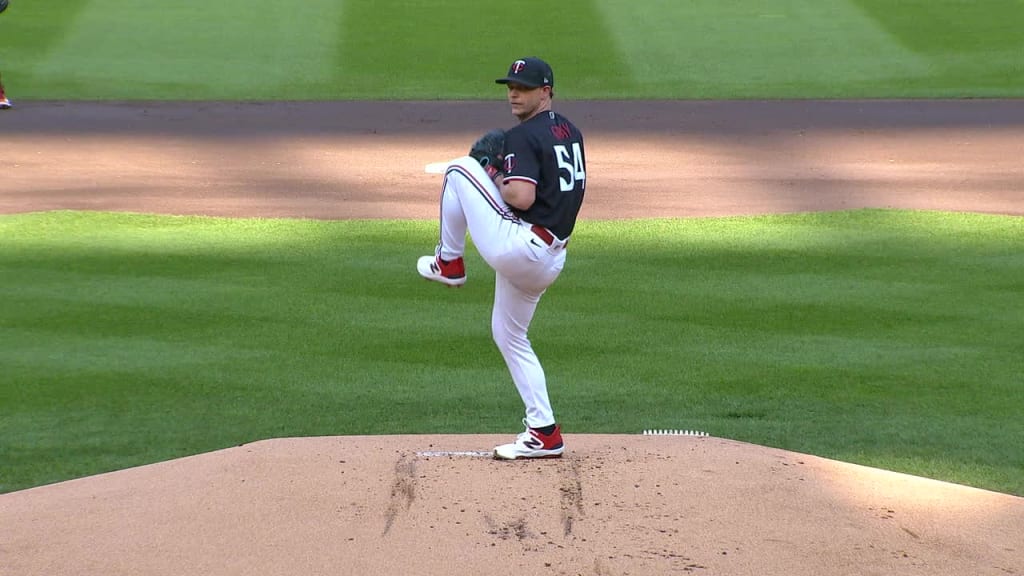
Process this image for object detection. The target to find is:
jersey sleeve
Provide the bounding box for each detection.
[502,127,540,185]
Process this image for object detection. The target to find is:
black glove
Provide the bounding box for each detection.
[469,129,505,174]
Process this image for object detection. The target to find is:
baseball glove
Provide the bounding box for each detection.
[469,129,505,174]
[0,0,9,14]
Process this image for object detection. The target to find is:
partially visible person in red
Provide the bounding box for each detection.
[0,71,11,109]
[0,0,10,109]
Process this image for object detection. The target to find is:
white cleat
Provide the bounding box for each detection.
[417,255,466,287]
[494,420,565,460]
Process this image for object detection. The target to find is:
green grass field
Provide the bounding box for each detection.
[1,0,1022,99]
[2,210,1022,495]
[1,1,1022,497]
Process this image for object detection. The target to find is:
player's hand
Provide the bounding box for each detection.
[485,164,505,184]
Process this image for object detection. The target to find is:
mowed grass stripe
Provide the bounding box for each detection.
[852,0,1024,96]
[26,0,344,99]
[0,210,1021,495]
[335,0,628,99]
[595,0,930,98]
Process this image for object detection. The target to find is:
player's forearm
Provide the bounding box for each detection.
[498,178,536,211]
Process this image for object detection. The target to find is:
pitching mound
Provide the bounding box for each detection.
[2,435,1021,575]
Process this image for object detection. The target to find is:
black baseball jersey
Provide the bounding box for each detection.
[502,111,586,240]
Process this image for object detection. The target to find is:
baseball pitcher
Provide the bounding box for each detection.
[417,57,586,460]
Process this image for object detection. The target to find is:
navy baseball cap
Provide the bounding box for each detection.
[495,57,554,89]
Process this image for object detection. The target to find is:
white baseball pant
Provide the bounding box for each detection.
[434,155,568,428]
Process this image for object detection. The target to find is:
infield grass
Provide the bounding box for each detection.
[1,210,1022,495]
[2,0,1022,99]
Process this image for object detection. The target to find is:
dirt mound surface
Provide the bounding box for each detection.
[3,435,1022,576]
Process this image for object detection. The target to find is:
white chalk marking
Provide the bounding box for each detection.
[416,450,493,458]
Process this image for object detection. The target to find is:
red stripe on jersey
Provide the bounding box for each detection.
[504,176,538,186]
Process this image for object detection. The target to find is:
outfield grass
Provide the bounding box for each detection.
[2,0,1022,99]
[1,210,1021,495]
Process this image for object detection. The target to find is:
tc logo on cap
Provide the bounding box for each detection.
[495,57,554,88]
